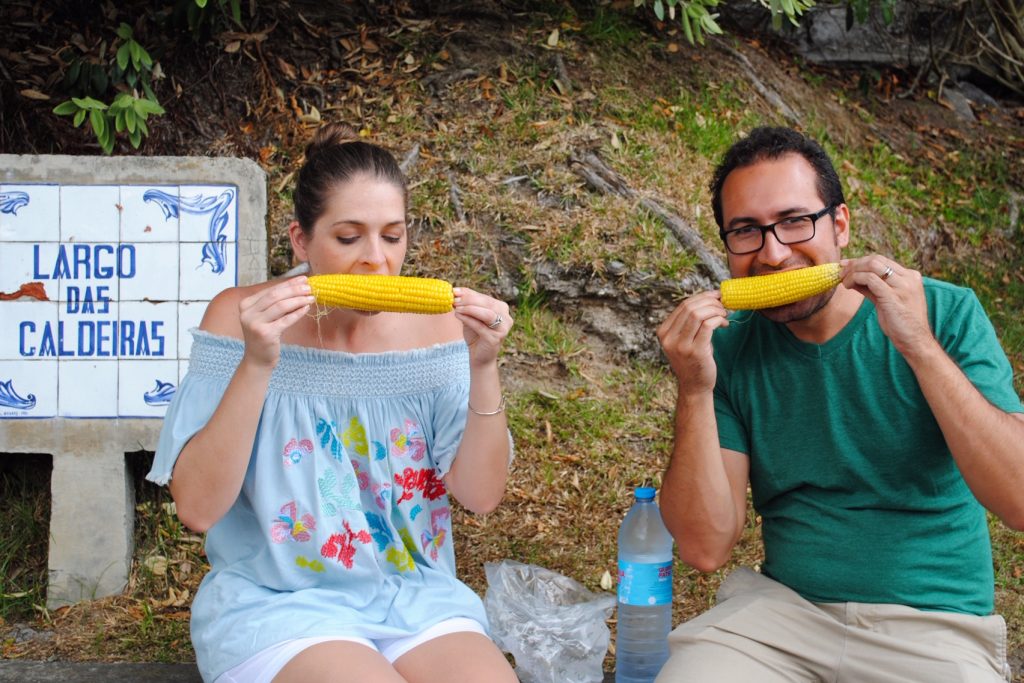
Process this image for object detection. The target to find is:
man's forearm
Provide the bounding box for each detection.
[661,390,748,571]
[905,339,1024,529]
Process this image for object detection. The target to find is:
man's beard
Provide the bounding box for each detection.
[757,286,837,324]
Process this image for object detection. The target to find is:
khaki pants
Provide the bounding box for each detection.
[655,568,1012,683]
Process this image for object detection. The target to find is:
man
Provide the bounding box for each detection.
[654,126,1024,682]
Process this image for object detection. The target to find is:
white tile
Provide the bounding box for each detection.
[119,243,179,302]
[177,302,208,359]
[179,242,236,301]
[0,301,59,360]
[179,184,238,245]
[179,185,238,243]
[57,303,119,359]
[178,359,190,383]
[119,301,177,360]
[120,185,179,243]
[58,259,118,315]
[118,359,178,417]
[0,184,60,242]
[57,359,118,417]
[0,242,60,302]
[0,359,58,418]
[60,185,121,242]
[55,243,128,304]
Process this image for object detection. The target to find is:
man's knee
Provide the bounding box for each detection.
[655,636,806,683]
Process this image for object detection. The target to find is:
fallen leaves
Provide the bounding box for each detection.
[19,88,50,101]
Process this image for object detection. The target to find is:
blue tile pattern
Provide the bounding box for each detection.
[0,182,238,418]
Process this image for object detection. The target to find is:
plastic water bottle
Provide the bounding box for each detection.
[616,486,673,683]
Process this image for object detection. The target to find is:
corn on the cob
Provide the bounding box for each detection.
[308,274,453,314]
[720,263,842,310]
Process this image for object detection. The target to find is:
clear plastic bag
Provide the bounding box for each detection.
[484,559,616,683]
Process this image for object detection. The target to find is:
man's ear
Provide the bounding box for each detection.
[834,203,851,249]
[289,221,309,261]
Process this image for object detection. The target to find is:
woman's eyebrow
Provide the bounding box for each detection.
[328,219,406,228]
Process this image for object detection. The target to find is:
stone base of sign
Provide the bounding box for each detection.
[0,419,160,608]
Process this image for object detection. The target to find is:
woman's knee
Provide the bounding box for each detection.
[394,631,517,683]
[272,640,404,683]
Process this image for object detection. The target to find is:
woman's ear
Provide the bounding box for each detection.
[289,221,309,262]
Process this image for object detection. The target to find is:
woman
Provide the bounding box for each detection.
[147,123,518,683]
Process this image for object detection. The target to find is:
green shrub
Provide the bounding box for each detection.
[52,23,164,154]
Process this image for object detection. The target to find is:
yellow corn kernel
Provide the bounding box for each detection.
[720,263,842,310]
[308,274,453,314]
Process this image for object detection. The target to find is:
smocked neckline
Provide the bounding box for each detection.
[191,328,468,364]
[186,329,470,398]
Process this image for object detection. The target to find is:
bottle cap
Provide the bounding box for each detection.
[634,486,656,500]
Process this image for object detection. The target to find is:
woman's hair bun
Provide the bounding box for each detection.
[306,122,360,160]
[293,121,406,232]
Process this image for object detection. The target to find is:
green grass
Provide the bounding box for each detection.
[0,458,51,622]
[581,7,646,48]
[991,515,1024,657]
[833,140,1014,254]
[509,286,586,361]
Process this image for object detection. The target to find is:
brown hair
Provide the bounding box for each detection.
[293,123,407,233]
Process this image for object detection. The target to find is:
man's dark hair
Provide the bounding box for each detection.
[710,127,845,229]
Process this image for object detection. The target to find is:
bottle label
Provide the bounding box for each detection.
[617,560,672,606]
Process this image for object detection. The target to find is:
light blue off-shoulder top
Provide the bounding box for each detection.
[147,330,492,682]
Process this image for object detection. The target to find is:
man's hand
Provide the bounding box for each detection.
[657,290,730,396]
[840,256,935,359]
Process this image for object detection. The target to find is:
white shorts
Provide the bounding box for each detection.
[214,617,487,683]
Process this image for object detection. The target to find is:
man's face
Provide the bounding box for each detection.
[720,153,849,323]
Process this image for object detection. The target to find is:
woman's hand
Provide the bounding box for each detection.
[657,290,730,397]
[238,276,315,368]
[452,286,512,367]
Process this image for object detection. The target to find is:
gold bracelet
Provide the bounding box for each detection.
[468,395,506,416]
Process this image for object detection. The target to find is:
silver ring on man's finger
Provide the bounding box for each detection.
[488,314,503,329]
[880,265,894,281]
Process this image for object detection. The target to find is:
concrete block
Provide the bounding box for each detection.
[47,448,133,606]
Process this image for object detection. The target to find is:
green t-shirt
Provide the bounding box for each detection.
[712,278,1023,615]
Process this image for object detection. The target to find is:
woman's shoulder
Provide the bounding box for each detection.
[407,311,463,347]
[199,282,274,338]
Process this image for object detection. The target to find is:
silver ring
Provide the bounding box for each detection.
[487,314,503,329]
[881,266,894,281]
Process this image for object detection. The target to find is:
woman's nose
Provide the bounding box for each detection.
[361,238,386,265]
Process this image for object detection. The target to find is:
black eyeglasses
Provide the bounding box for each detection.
[719,205,837,255]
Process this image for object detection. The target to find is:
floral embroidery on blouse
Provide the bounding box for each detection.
[282,438,314,468]
[271,501,316,543]
[317,468,360,516]
[320,520,372,569]
[420,507,451,562]
[295,555,325,573]
[390,419,426,461]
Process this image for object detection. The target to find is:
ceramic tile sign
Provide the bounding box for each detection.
[0,183,238,419]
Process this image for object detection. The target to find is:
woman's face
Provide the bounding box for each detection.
[293,174,408,276]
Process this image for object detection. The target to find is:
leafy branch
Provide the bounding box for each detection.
[49,0,248,154]
[635,0,816,44]
[52,23,164,154]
